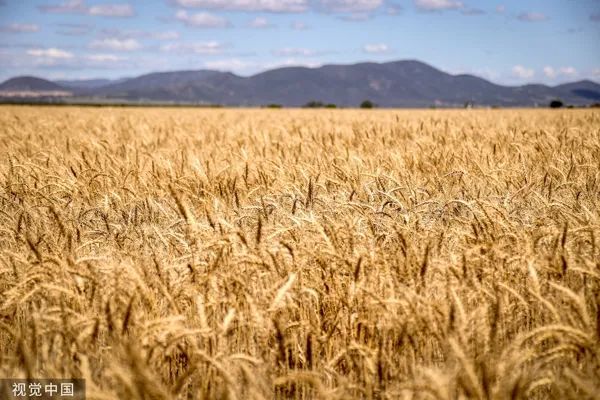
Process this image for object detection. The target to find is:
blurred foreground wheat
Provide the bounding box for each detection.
[0,106,599,399]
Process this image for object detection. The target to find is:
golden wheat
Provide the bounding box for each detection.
[0,106,599,399]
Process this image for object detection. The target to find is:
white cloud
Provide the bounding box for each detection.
[39,0,135,17]
[175,10,230,28]
[86,54,124,62]
[88,4,134,17]
[414,0,463,11]
[27,48,74,59]
[172,0,383,13]
[172,0,308,13]
[90,38,141,51]
[543,66,556,78]
[203,58,256,71]
[1,23,39,33]
[593,68,600,78]
[39,0,86,14]
[161,41,225,54]
[496,5,505,14]
[272,47,316,56]
[363,43,389,53]
[318,0,383,13]
[290,21,308,30]
[204,58,322,74]
[543,66,578,79]
[559,66,577,77]
[517,12,547,22]
[248,17,272,28]
[264,58,322,69]
[511,65,534,79]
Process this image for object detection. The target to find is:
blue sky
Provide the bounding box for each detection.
[0,0,599,84]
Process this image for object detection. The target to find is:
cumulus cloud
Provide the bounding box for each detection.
[318,0,383,13]
[38,0,86,14]
[248,17,273,28]
[511,65,534,79]
[363,43,389,53]
[27,48,74,59]
[203,58,322,74]
[161,41,225,54]
[203,58,256,71]
[543,66,556,79]
[26,48,76,66]
[172,0,308,13]
[39,0,135,17]
[90,38,141,51]
[264,58,322,69]
[496,5,505,14]
[414,0,463,12]
[559,66,577,77]
[172,0,385,14]
[88,4,134,17]
[517,12,547,22]
[175,10,230,28]
[0,23,39,33]
[3,47,131,71]
[544,66,578,80]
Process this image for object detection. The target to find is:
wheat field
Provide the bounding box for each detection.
[0,106,599,399]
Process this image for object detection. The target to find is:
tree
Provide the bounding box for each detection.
[549,99,564,108]
[360,100,374,109]
[304,101,324,108]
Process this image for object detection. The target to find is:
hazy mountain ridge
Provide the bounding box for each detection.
[1,60,599,107]
[0,76,67,92]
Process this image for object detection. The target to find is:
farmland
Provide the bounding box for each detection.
[0,106,599,399]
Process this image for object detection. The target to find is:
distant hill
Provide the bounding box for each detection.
[554,80,600,102]
[0,76,67,92]
[1,60,599,106]
[86,70,241,103]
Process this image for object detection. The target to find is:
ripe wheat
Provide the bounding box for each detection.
[0,106,599,399]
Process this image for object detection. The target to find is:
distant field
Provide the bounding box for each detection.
[1,106,599,399]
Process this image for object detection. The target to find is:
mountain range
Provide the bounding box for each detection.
[1,60,599,107]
